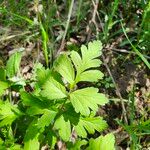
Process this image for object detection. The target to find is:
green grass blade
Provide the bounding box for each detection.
[40,23,49,67]
[121,21,150,69]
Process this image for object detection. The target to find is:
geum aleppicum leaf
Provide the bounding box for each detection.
[40,76,67,100]
[70,87,108,116]
[54,54,75,85]
[53,104,79,142]
[54,115,71,142]
[70,40,103,83]
[81,40,102,70]
[78,70,104,82]
[87,133,115,150]
[6,51,22,78]
[74,116,108,138]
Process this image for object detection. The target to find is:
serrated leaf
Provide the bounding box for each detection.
[80,40,102,71]
[77,70,104,82]
[54,54,75,84]
[40,76,67,100]
[6,52,22,78]
[70,41,103,84]
[70,51,82,74]
[70,87,108,116]
[0,101,23,127]
[0,81,9,96]
[87,133,115,150]
[54,115,71,142]
[74,116,107,138]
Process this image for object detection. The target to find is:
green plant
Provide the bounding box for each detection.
[0,40,115,149]
[116,86,150,150]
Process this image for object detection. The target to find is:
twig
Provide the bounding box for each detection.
[112,127,123,134]
[87,0,99,42]
[0,31,30,42]
[56,0,74,56]
[108,48,150,60]
[102,54,128,124]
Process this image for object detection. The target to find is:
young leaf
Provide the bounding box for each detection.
[6,52,22,78]
[54,115,71,142]
[71,40,103,83]
[40,76,67,100]
[87,133,115,150]
[74,116,107,138]
[70,87,108,116]
[54,54,75,84]
[70,51,82,74]
[81,40,102,69]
